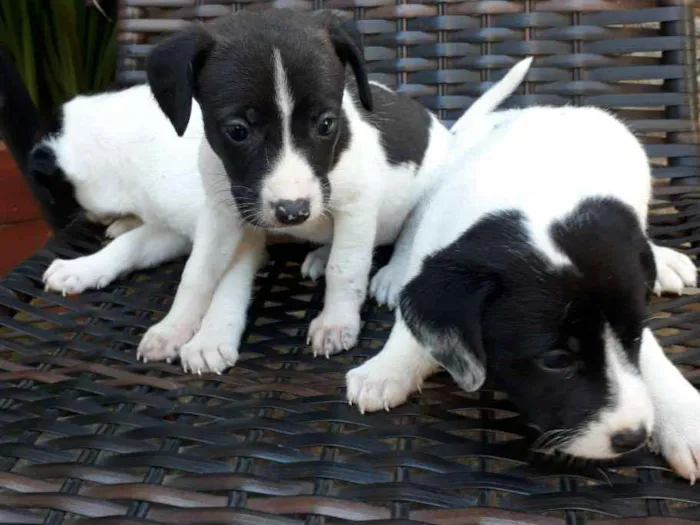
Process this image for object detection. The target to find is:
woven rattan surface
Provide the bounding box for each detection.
[2,1,700,524]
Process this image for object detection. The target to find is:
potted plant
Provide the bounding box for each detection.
[0,0,117,226]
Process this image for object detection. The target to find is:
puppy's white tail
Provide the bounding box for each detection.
[450,56,533,136]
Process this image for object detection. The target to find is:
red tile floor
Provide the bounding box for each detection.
[0,146,52,277]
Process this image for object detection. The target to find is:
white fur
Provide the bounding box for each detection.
[259,49,323,224]
[640,327,700,484]
[348,104,699,481]
[42,85,205,295]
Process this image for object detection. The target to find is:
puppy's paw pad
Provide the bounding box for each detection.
[654,246,697,295]
[180,334,238,375]
[301,246,330,281]
[137,321,198,364]
[346,360,418,413]
[43,259,112,295]
[370,264,403,310]
[308,309,360,357]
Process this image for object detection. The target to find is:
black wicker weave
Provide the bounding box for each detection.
[1,1,700,523]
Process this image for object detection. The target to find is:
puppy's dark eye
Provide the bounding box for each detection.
[538,349,579,375]
[224,120,250,143]
[317,113,338,137]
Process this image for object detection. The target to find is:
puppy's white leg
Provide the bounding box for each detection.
[639,328,700,483]
[651,243,696,295]
[307,211,376,356]
[137,205,241,364]
[370,204,425,309]
[179,232,267,375]
[43,225,189,296]
[346,311,438,413]
[105,216,144,239]
[301,244,330,281]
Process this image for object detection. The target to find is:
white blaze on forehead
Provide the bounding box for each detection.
[273,48,294,141]
[563,324,653,459]
[261,48,323,224]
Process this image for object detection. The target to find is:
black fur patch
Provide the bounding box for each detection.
[350,82,433,167]
[28,139,80,225]
[400,199,652,439]
[550,196,654,361]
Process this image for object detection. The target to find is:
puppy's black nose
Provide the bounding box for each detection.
[274,199,310,225]
[611,427,648,453]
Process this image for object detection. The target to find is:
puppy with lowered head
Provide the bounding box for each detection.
[7,82,206,295]
[137,9,530,374]
[347,103,700,482]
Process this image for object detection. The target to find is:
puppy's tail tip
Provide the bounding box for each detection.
[449,55,534,136]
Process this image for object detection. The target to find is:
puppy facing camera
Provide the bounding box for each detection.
[147,8,371,230]
[347,102,700,482]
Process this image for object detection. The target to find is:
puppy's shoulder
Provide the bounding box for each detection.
[345,80,444,167]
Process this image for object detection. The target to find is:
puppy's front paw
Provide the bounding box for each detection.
[301,245,330,281]
[179,329,239,375]
[307,307,360,357]
[653,246,697,296]
[137,319,198,364]
[346,356,420,413]
[652,389,700,483]
[369,264,404,310]
[43,258,114,295]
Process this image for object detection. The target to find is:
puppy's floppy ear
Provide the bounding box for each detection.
[146,24,213,136]
[314,10,373,111]
[399,261,495,392]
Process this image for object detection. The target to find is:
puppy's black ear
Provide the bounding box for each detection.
[315,10,373,111]
[146,24,213,136]
[399,261,495,392]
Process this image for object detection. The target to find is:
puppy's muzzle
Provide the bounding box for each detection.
[273,198,311,225]
[610,426,648,454]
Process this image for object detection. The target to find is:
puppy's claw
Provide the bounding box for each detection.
[691,474,696,486]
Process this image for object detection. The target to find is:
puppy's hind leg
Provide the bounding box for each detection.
[651,243,697,296]
[43,225,190,296]
[639,328,700,483]
[301,244,331,281]
[106,216,144,239]
[179,232,267,375]
[346,310,439,413]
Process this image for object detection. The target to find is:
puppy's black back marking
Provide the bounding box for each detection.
[348,81,432,168]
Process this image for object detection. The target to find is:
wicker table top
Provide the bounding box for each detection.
[0,218,699,524]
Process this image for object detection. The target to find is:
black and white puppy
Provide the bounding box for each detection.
[9,83,206,295]
[137,9,529,374]
[346,105,700,482]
